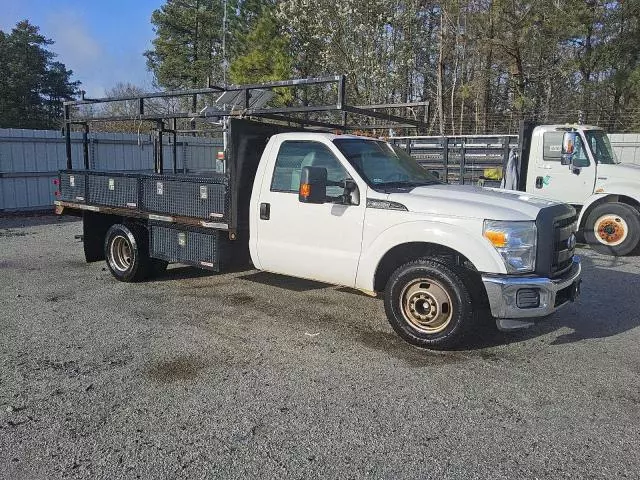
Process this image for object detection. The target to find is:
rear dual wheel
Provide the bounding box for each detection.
[104,224,167,282]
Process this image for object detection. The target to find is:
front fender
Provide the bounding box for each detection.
[578,186,640,227]
[355,220,508,292]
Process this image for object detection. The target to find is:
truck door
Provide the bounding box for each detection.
[255,140,365,287]
[528,131,596,204]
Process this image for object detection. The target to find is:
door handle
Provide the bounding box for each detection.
[535,176,543,189]
[260,202,270,220]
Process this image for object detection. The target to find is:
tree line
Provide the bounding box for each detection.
[146,0,640,134]
[1,2,639,134]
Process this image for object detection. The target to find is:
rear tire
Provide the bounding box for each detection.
[104,224,151,282]
[584,203,640,256]
[384,259,474,349]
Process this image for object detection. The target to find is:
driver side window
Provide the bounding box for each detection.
[573,137,590,167]
[542,132,589,167]
[271,141,349,197]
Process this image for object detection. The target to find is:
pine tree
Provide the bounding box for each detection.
[0,21,79,129]
[145,0,226,89]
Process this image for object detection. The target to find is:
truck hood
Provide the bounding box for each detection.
[597,163,640,182]
[388,184,560,221]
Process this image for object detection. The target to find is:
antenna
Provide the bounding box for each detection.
[222,0,228,86]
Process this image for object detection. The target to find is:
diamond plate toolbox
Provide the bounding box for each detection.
[150,223,224,271]
[86,172,139,208]
[141,174,228,221]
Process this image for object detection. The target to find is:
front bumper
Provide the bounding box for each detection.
[482,257,581,321]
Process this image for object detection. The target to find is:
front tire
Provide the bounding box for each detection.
[104,224,151,282]
[584,203,640,256]
[384,259,474,349]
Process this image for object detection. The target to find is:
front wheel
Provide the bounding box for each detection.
[384,259,474,349]
[584,203,640,256]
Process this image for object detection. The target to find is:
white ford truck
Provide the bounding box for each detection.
[54,79,582,349]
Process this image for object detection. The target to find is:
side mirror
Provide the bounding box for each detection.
[561,132,578,167]
[342,179,360,205]
[299,166,327,204]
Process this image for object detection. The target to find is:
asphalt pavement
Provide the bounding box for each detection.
[1,216,639,479]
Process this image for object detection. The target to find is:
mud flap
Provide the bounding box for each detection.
[83,211,118,262]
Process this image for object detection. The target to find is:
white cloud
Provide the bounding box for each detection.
[47,12,102,64]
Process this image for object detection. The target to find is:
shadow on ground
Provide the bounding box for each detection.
[238,271,330,292]
[455,251,640,349]
[143,245,640,351]
[0,214,78,229]
[229,251,640,351]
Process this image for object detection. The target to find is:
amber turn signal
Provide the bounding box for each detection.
[299,183,311,198]
[484,230,508,248]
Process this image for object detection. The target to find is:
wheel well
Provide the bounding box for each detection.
[83,212,147,262]
[373,242,480,293]
[579,195,640,229]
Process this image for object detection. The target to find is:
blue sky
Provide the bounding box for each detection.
[0,0,163,96]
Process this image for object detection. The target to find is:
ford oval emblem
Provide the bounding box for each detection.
[567,233,577,250]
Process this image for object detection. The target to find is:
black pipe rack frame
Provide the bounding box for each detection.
[63,75,430,173]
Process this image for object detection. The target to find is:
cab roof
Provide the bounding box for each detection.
[271,132,382,142]
[534,124,604,133]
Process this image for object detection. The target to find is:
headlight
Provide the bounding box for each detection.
[483,220,537,273]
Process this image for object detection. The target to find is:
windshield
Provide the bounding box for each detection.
[584,130,619,165]
[332,138,440,190]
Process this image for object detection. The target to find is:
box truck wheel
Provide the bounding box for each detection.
[584,203,640,256]
[104,224,151,282]
[384,259,473,349]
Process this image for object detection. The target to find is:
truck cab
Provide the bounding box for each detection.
[249,132,581,347]
[523,125,640,255]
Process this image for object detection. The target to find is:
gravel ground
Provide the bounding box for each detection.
[1,215,639,479]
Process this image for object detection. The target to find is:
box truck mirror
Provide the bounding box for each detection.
[561,132,578,167]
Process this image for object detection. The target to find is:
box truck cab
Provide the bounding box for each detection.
[523,125,640,255]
